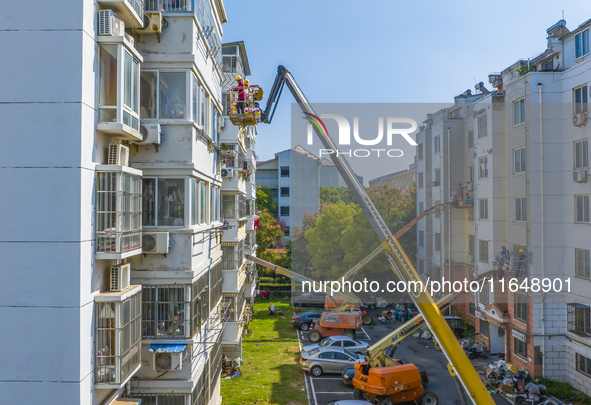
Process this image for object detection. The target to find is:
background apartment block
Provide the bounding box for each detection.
[416,18,591,394]
[0,1,236,404]
[368,162,417,190]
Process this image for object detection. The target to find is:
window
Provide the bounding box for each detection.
[222,242,244,270]
[577,353,591,377]
[567,303,590,336]
[284,226,290,237]
[142,285,191,339]
[99,45,140,131]
[469,304,476,317]
[96,170,142,255]
[513,147,526,174]
[221,194,245,219]
[200,181,207,224]
[435,233,441,251]
[418,143,424,160]
[222,92,230,116]
[468,130,474,149]
[434,200,441,218]
[478,115,487,138]
[419,201,424,213]
[200,87,208,130]
[576,248,591,279]
[574,140,589,169]
[433,169,441,186]
[515,294,528,322]
[514,338,527,359]
[190,179,208,225]
[479,239,489,263]
[130,394,187,405]
[418,172,424,188]
[140,70,198,122]
[434,136,441,153]
[469,165,474,183]
[479,284,490,306]
[281,187,290,197]
[575,29,589,59]
[419,230,424,247]
[469,234,475,255]
[575,195,590,223]
[513,98,525,125]
[280,206,290,216]
[480,320,490,338]
[280,166,290,177]
[574,85,588,114]
[142,178,185,227]
[479,156,488,179]
[95,291,141,384]
[479,198,488,220]
[515,197,527,222]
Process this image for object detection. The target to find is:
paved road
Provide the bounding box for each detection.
[298,307,510,405]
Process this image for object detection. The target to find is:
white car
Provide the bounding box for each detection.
[302,335,369,354]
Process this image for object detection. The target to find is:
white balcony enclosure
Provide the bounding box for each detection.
[96,165,143,259]
[99,0,145,28]
[95,285,142,388]
[96,39,144,141]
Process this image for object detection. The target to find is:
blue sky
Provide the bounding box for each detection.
[222,0,591,181]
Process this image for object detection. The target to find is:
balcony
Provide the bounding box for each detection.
[145,0,193,12]
[99,0,145,28]
[95,166,143,260]
[95,285,142,388]
[222,268,246,293]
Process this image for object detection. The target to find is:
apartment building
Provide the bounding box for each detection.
[416,18,591,393]
[0,1,233,404]
[218,41,258,359]
[368,162,417,190]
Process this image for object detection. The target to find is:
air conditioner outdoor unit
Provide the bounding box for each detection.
[110,263,131,292]
[135,12,163,36]
[153,352,183,371]
[467,253,474,263]
[139,123,162,144]
[219,116,225,131]
[142,232,169,254]
[98,10,125,36]
[573,170,588,183]
[573,112,587,127]
[221,168,234,178]
[108,144,130,166]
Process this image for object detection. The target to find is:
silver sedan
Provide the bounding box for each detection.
[302,335,370,354]
[300,346,366,376]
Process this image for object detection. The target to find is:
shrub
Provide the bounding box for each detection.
[259,277,275,284]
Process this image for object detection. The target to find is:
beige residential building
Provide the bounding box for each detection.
[369,162,417,190]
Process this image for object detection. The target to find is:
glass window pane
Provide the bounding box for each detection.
[140,71,158,119]
[132,58,139,112]
[200,87,206,127]
[158,179,185,226]
[191,179,197,225]
[143,178,156,226]
[124,51,132,108]
[192,75,199,123]
[160,72,187,119]
[200,182,207,223]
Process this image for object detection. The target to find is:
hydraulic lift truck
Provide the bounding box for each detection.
[231,66,494,405]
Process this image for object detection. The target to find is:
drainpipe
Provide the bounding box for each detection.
[538,83,546,377]
[447,127,452,283]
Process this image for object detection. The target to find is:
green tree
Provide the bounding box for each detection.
[306,202,361,280]
[255,211,284,273]
[256,186,277,214]
[319,186,342,204]
[337,187,356,205]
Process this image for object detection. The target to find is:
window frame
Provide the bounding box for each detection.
[468,165,474,183]
[142,177,189,228]
[514,293,528,323]
[575,194,590,223]
[433,168,441,186]
[418,172,424,188]
[567,303,591,337]
[479,198,488,220]
[575,248,591,279]
[419,230,424,247]
[280,206,290,216]
[468,130,475,149]
[515,197,527,222]
[418,143,424,160]
[574,84,588,115]
[477,114,487,138]
[574,140,589,170]
[434,136,441,154]
[513,147,526,174]
[478,156,488,179]
[434,233,441,251]
[513,98,525,126]
[577,353,591,377]
[514,337,527,359]
[575,29,590,60]
[479,239,489,263]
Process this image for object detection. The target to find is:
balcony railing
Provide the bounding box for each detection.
[128,0,145,16]
[145,0,193,12]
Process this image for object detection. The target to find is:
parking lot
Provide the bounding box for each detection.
[295,307,510,405]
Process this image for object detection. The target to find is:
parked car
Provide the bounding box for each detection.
[300,347,366,376]
[303,335,370,354]
[293,292,327,307]
[342,362,429,387]
[291,311,322,331]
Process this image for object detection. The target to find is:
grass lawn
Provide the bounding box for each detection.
[220,296,308,405]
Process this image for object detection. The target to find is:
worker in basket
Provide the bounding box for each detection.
[235,75,245,114]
